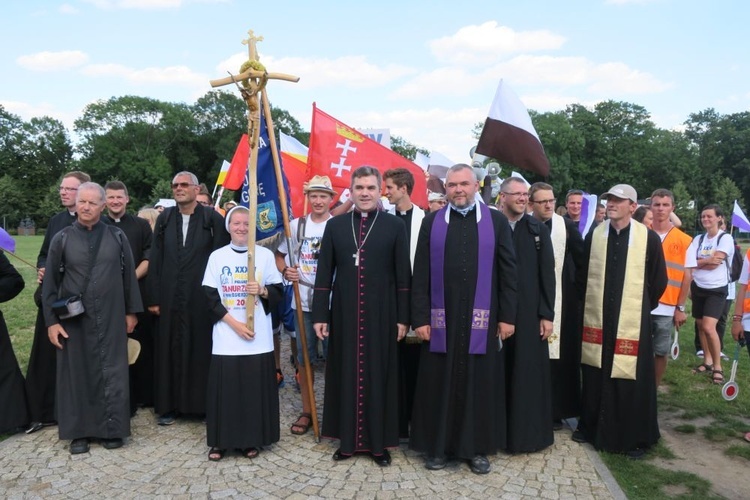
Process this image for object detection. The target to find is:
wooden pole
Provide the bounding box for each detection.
[261,88,320,441]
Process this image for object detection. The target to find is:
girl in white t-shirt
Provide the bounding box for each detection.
[685,204,734,384]
[202,206,283,461]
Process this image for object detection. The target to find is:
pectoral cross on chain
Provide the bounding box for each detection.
[353,251,360,267]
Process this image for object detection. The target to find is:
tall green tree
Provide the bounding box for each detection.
[390,135,428,161]
[74,95,198,207]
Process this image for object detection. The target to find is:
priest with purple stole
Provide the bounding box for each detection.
[409,164,518,475]
[573,184,667,459]
[312,166,411,467]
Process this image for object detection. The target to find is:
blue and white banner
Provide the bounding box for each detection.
[240,104,292,241]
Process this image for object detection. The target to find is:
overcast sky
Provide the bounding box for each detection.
[2,0,747,165]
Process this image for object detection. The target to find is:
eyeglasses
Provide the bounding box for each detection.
[502,191,529,198]
[59,186,78,192]
[171,182,195,189]
[531,198,556,205]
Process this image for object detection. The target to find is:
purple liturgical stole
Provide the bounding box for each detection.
[429,203,495,354]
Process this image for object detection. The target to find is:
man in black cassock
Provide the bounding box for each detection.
[529,182,586,428]
[42,182,142,454]
[499,177,556,453]
[383,167,426,440]
[146,171,229,425]
[26,170,90,434]
[410,164,518,475]
[104,181,154,413]
[313,166,411,467]
[573,184,667,459]
[0,251,28,435]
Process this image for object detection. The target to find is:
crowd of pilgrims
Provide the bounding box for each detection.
[3,163,743,473]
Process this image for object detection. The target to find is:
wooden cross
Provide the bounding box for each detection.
[209,29,299,331]
[208,30,321,441]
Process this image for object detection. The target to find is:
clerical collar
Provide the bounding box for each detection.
[444,203,482,223]
[449,202,476,217]
[353,207,378,218]
[230,242,248,252]
[68,210,76,216]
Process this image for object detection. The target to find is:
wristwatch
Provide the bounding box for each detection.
[676,305,686,312]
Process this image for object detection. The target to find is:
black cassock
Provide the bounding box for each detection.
[0,252,28,434]
[105,213,154,410]
[146,205,229,416]
[579,223,667,453]
[42,222,142,440]
[27,210,76,424]
[410,207,518,460]
[505,214,556,453]
[546,217,586,420]
[312,210,411,456]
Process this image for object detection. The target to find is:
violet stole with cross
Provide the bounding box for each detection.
[429,204,495,354]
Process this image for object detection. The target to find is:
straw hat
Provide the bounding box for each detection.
[304,175,337,196]
[127,338,141,365]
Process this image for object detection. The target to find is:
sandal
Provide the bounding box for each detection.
[242,447,260,459]
[208,447,225,462]
[691,363,713,375]
[291,413,312,435]
[712,370,725,385]
[276,369,285,388]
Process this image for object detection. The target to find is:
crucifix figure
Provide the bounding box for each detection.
[209,29,325,441]
[209,29,298,330]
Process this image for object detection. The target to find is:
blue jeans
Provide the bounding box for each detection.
[294,311,327,366]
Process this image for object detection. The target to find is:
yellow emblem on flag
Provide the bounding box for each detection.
[335,124,365,143]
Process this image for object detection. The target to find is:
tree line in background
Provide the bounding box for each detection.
[0,91,748,232]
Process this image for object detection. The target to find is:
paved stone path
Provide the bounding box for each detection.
[0,345,624,499]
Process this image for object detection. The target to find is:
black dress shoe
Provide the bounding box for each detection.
[26,421,56,434]
[425,455,447,470]
[626,448,645,460]
[468,455,490,475]
[332,448,352,461]
[572,429,587,443]
[70,438,90,455]
[552,419,564,431]
[101,438,124,450]
[370,450,391,467]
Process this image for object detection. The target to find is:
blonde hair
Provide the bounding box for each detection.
[137,207,159,230]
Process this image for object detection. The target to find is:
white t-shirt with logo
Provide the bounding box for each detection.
[203,245,282,355]
[685,231,735,289]
[277,215,330,312]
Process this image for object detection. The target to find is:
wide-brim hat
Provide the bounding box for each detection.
[127,338,141,365]
[304,175,337,196]
[601,184,637,203]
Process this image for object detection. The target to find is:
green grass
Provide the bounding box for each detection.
[600,451,718,500]
[3,235,42,373]
[674,424,697,434]
[725,445,750,461]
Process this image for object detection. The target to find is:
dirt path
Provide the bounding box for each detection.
[653,413,749,499]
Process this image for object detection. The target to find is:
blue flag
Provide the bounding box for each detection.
[240,104,293,241]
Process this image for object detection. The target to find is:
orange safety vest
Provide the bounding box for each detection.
[659,227,693,306]
[744,249,750,314]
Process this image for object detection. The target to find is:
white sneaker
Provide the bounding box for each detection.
[696,350,704,358]
[721,352,730,361]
